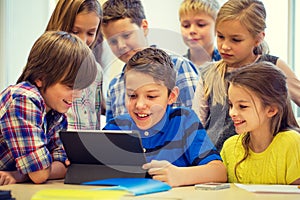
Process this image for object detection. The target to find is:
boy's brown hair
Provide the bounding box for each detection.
[17,31,97,92]
[125,47,176,95]
[102,0,146,27]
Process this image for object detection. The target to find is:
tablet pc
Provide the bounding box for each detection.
[59,130,147,184]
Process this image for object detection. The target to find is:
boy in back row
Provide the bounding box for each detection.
[104,47,227,187]
[101,0,199,122]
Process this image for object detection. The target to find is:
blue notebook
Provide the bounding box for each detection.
[82,178,172,196]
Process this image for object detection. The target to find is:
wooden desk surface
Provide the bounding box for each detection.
[1,179,300,200]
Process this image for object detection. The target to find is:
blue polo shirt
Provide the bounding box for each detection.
[103,106,221,167]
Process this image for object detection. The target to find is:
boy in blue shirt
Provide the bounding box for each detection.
[104,47,227,187]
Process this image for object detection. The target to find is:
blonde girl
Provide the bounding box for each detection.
[192,0,300,151]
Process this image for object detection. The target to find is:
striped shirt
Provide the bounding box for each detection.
[0,82,67,174]
[104,106,221,167]
[105,53,199,122]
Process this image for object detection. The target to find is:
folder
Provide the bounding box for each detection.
[83,177,172,196]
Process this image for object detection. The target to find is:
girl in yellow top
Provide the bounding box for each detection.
[221,61,300,184]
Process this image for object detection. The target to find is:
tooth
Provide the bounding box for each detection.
[138,114,147,117]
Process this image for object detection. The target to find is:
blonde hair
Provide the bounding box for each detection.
[203,0,269,105]
[102,0,146,27]
[202,61,227,105]
[179,0,220,20]
[216,0,269,55]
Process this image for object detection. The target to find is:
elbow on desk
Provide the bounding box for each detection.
[208,160,228,183]
[28,168,51,184]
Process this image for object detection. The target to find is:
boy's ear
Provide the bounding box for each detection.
[168,87,179,105]
[35,79,43,87]
[141,19,149,37]
[266,104,278,118]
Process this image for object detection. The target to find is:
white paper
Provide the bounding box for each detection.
[235,183,300,194]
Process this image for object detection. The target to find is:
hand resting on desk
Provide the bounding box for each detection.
[143,160,180,187]
[0,170,28,185]
[142,160,227,187]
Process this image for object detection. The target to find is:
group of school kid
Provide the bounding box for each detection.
[0,0,300,187]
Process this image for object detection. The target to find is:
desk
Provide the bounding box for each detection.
[1,180,300,200]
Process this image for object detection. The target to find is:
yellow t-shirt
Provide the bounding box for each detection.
[221,130,300,184]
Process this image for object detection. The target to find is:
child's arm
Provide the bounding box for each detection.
[143,160,227,187]
[27,161,68,184]
[27,168,50,184]
[291,178,300,185]
[0,171,29,185]
[27,160,67,183]
[48,161,68,180]
[276,58,300,106]
[6,96,67,184]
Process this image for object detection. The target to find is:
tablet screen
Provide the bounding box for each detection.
[59,130,146,167]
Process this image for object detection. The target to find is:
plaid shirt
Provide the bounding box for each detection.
[0,82,67,174]
[66,65,102,130]
[105,53,199,122]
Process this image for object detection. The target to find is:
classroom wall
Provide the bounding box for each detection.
[0,1,5,91]
[0,0,54,91]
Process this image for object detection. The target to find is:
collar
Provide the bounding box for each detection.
[131,105,171,137]
[120,63,127,76]
[212,48,221,61]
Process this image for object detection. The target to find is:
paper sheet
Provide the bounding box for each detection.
[235,183,300,194]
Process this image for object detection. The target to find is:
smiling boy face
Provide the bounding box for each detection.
[125,70,177,130]
[36,80,81,113]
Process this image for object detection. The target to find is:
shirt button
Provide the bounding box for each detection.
[144,131,149,136]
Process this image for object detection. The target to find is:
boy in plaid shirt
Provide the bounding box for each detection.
[102,0,199,122]
[0,31,97,185]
